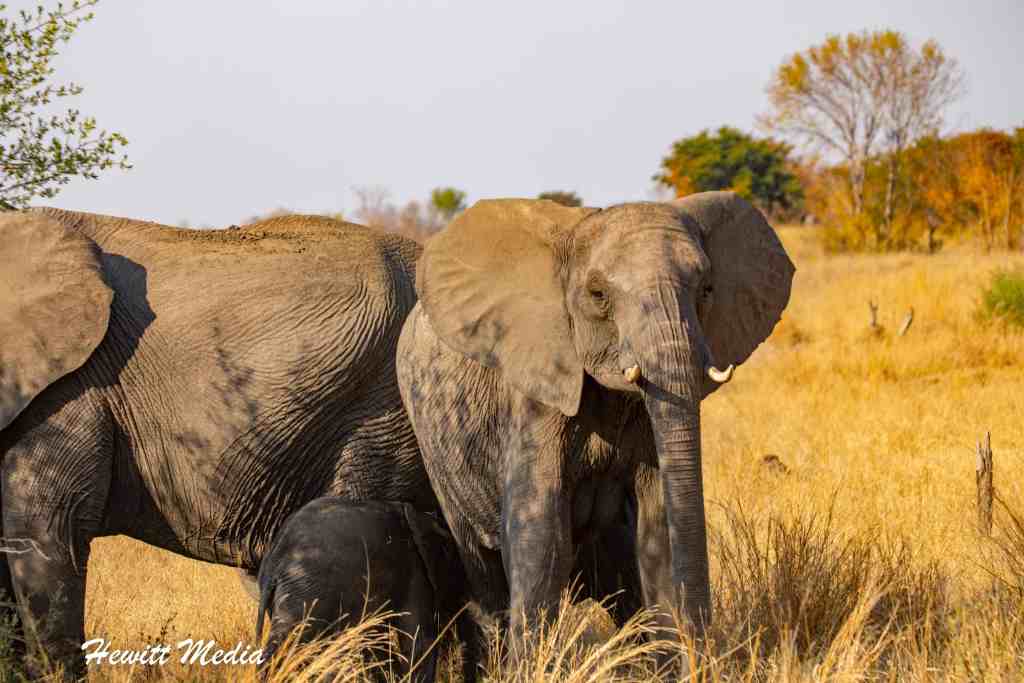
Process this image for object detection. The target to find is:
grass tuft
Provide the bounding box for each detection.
[977,267,1024,327]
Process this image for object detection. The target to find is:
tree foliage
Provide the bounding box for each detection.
[352,185,460,242]
[429,186,467,221]
[761,30,962,228]
[809,127,1024,252]
[654,126,803,218]
[537,190,583,207]
[0,1,129,209]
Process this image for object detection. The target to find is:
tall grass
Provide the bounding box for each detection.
[2,226,1022,680]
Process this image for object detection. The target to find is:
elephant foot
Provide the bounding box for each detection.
[6,538,89,681]
[0,560,27,668]
[24,636,86,681]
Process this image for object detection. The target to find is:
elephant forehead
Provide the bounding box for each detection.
[577,202,684,238]
[584,225,708,287]
[574,202,697,251]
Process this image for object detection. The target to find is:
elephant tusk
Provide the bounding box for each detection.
[706,364,734,384]
[623,365,642,384]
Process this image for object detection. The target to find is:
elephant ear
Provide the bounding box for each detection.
[402,504,454,600]
[0,211,114,430]
[417,198,596,416]
[671,192,795,390]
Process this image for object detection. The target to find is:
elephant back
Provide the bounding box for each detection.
[1,208,422,433]
[32,207,421,266]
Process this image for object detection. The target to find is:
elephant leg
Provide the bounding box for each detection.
[395,614,437,683]
[501,452,575,666]
[394,568,438,683]
[267,591,338,661]
[634,469,675,627]
[572,483,643,627]
[573,520,644,628]
[1,393,112,679]
[634,467,694,675]
[0,485,27,665]
[456,605,484,683]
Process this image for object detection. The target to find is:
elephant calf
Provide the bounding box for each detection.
[256,498,480,682]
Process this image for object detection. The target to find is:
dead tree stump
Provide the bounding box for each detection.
[976,432,994,536]
[868,300,880,330]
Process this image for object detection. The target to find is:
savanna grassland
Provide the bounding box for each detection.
[31,226,1024,681]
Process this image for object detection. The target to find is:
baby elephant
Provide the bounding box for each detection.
[256,498,479,682]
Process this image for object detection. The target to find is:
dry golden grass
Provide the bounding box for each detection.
[13,226,1024,681]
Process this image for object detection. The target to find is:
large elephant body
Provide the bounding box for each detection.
[0,192,795,674]
[397,193,795,653]
[0,209,430,673]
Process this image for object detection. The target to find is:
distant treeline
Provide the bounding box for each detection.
[804,128,1024,252]
[654,30,1024,253]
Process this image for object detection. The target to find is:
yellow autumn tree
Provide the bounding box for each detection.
[957,129,1024,250]
[762,30,963,250]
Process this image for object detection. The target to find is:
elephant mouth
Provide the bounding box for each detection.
[590,366,645,394]
[589,360,734,395]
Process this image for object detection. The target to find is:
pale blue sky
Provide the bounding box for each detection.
[20,0,1023,226]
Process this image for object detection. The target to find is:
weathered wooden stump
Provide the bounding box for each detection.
[897,307,914,337]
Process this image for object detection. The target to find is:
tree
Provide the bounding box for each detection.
[538,190,583,207]
[0,1,130,209]
[429,186,467,221]
[761,30,962,239]
[351,185,447,242]
[653,126,803,217]
[902,134,969,253]
[352,184,392,226]
[956,129,1024,250]
[807,126,1024,253]
[874,34,963,239]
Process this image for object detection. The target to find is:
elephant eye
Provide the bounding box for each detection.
[702,283,714,299]
[586,273,608,301]
[585,274,610,315]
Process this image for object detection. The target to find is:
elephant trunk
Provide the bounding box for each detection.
[632,279,711,634]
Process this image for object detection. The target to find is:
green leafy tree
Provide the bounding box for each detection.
[429,186,467,221]
[654,126,802,217]
[0,1,129,209]
[538,190,583,207]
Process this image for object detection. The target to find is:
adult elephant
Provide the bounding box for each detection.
[397,193,794,650]
[0,209,431,675]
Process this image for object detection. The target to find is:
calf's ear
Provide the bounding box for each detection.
[402,504,453,598]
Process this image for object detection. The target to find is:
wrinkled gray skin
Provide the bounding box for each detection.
[397,193,794,663]
[0,209,431,676]
[256,498,480,683]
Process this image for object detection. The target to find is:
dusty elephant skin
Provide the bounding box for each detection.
[397,192,795,666]
[256,498,480,682]
[0,209,431,677]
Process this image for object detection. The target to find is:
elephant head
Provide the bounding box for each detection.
[416,192,794,630]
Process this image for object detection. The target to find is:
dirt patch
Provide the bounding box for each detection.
[164,214,372,248]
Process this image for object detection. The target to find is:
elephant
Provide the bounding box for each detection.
[396,192,794,657]
[256,497,480,682]
[0,209,432,676]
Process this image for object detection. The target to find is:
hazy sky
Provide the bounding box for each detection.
[20,0,1023,227]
